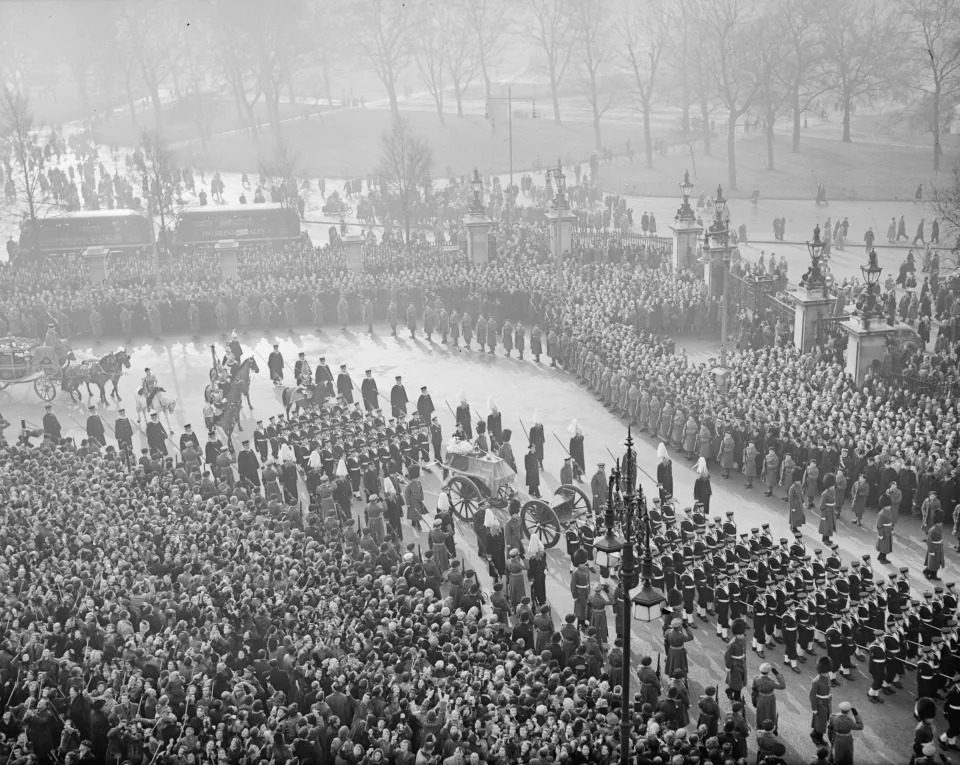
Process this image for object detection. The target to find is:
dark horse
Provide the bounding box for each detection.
[281,383,327,416]
[220,357,259,437]
[61,349,132,404]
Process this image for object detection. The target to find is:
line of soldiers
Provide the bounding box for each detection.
[571,497,960,751]
[245,398,441,501]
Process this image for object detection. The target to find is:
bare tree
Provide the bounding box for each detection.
[118,1,173,133]
[756,15,791,171]
[465,0,510,105]
[573,0,616,152]
[136,129,183,244]
[702,0,764,190]
[772,0,828,154]
[932,164,960,267]
[619,0,668,168]
[525,0,575,125]
[307,0,346,108]
[378,118,433,244]
[233,0,310,141]
[214,3,263,139]
[355,0,413,121]
[414,10,447,124]
[820,0,903,143]
[0,88,47,226]
[259,140,303,211]
[902,0,960,171]
[443,1,482,117]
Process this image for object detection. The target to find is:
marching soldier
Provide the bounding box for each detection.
[809,656,833,746]
[724,618,748,701]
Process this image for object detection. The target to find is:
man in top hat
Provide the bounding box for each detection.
[237,439,261,490]
[114,407,133,458]
[390,376,408,418]
[179,423,199,453]
[417,386,435,424]
[145,411,167,456]
[85,405,106,447]
[360,370,379,412]
[336,365,353,403]
[267,344,284,385]
[42,403,61,442]
[591,463,607,511]
[314,356,334,398]
[525,443,541,497]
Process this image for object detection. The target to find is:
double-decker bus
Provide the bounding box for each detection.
[173,203,301,246]
[19,210,153,255]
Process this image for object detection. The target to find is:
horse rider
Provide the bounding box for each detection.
[142,368,159,408]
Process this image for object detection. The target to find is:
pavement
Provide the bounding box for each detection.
[0,320,947,764]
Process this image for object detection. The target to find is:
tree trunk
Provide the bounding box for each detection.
[643,103,653,169]
[842,94,852,143]
[700,91,710,156]
[387,81,400,121]
[765,115,775,171]
[592,110,602,152]
[680,28,690,136]
[933,83,941,172]
[73,65,91,121]
[792,89,801,153]
[550,70,562,125]
[481,61,492,104]
[266,89,282,141]
[288,72,296,104]
[124,71,138,127]
[433,94,446,125]
[454,84,464,117]
[148,82,164,134]
[322,62,333,107]
[727,112,737,191]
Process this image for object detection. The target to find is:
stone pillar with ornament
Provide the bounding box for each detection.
[343,234,365,271]
[463,168,494,266]
[842,249,896,385]
[545,159,577,276]
[215,239,240,280]
[671,170,703,272]
[698,185,733,388]
[83,246,109,284]
[789,226,836,352]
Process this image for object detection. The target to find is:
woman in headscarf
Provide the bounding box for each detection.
[527,534,548,609]
[694,457,712,515]
[506,548,527,607]
[568,420,585,481]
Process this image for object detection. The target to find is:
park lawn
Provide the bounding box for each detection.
[599,127,960,202]
[90,97,332,148]
[174,108,643,180]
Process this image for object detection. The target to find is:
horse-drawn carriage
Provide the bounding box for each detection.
[441,447,593,548]
[0,336,70,401]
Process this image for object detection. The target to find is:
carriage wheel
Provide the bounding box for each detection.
[472,477,492,498]
[444,475,481,521]
[555,484,592,524]
[497,482,516,501]
[34,375,57,402]
[520,500,562,549]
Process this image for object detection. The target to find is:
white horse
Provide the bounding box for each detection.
[135,388,177,422]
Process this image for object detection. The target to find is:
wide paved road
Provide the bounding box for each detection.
[1,321,946,764]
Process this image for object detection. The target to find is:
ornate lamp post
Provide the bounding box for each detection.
[677,170,695,220]
[468,168,485,216]
[545,158,569,211]
[799,225,828,295]
[858,249,883,328]
[699,185,732,367]
[593,429,665,765]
